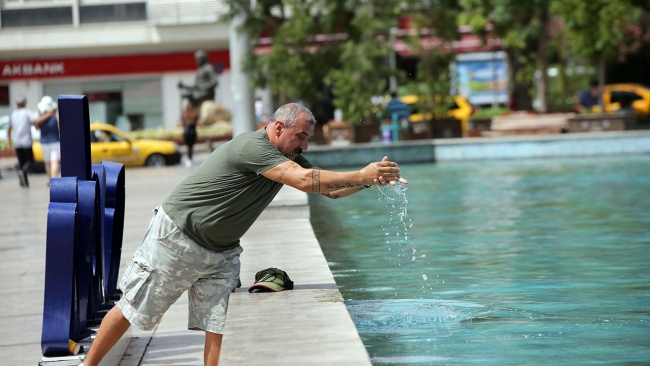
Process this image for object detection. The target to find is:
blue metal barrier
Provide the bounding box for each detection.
[41,95,126,357]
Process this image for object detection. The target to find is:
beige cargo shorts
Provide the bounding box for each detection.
[117,206,242,334]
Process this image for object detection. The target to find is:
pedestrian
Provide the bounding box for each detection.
[80,103,408,366]
[7,95,37,187]
[384,92,411,123]
[182,119,197,167]
[575,79,601,113]
[254,97,264,124]
[35,96,61,185]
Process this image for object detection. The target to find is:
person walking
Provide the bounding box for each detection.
[80,103,408,366]
[182,114,197,167]
[34,96,61,185]
[7,95,37,187]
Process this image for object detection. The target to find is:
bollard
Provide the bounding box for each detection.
[41,95,126,357]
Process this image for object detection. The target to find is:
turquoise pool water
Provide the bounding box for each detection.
[309,155,650,365]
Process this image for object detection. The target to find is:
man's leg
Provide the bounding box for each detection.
[204,332,223,366]
[83,306,131,366]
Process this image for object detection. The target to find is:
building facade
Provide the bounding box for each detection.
[0,0,234,130]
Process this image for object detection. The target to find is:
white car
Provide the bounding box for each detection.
[0,115,41,142]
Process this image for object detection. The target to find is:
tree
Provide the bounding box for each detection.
[222,0,402,124]
[458,0,553,112]
[400,0,461,120]
[551,0,647,112]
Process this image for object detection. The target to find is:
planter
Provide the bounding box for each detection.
[467,118,492,137]
[429,118,462,138]
[309,124,327,146]
[354,123,381,143]
[173,134,232,146]
[323,121,355,146]
[567,114,636,133]
[409,121,431,140]
[0,150,16,158]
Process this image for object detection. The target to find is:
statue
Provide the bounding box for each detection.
[178,50,218,109]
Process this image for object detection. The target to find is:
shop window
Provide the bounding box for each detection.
[79,2,146,24]
[44,78,162,131]
[0,86,9,107]
[1,6,73,27]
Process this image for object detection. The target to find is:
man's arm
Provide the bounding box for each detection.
[261,156,407,195]
[320,185,372,199]
[6,123,12,150]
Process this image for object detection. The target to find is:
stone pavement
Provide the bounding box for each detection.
[0,151,370,366]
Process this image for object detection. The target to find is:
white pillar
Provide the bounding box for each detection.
[228,1,255,136]
[72,0,80,27]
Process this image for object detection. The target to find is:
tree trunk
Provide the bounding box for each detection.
[536,2,550,113]
[506,49,534,111]
[598,57,606,114]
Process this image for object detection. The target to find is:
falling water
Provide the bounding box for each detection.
[376,183,435,297]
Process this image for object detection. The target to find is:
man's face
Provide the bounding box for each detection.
[589,86,600,97]
[275,116,314,160]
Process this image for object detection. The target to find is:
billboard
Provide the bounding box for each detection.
[455,52,508,106]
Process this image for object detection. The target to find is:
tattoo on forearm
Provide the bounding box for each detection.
[312,169,321,192]
[324,183,365,190]
[276,162,298,183]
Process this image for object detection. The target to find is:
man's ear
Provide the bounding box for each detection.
[273,121,285,136]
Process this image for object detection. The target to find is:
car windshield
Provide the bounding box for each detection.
[91,129,127,143]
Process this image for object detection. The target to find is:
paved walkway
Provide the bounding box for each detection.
[0,150,370,366]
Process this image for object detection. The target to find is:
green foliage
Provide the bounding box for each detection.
[551,0,644,64]
[222,0,401,124]
[545,65,594,112]
[325,4,394,124]
[471,107,510,120]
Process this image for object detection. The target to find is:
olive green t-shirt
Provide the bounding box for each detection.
[162,127,313,252]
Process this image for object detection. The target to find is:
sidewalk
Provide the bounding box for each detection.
[0,150,370,366]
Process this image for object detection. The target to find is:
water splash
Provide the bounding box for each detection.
[376,183,435,295]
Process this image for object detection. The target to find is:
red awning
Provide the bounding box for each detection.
[253,33,502,56]
[394,34,502,56]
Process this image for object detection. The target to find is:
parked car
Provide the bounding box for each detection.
[32,122,181,167]
[601,83,650,116]
[399,94,475,135]
[0,114,41,143]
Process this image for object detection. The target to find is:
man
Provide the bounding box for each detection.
[81,103,407,366]
[7,95,37,187]
[178,50,219,109]
[384,92,411,123]
[576,79,601,113]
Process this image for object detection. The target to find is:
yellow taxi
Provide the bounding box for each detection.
[399,94,475,135]
[33,122,181,167]
[601,83,650,116]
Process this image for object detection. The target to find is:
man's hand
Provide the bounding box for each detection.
[362,156,408,186]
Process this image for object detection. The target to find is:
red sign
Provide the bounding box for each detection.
[0,49,230,80]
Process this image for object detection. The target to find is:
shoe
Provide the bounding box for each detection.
[18,171,28,187]
[185,160,192,168]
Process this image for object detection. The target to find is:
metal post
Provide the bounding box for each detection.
[229,0,256,136]
[389,27,398,93]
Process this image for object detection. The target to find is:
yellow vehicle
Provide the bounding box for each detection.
[33,122,181,167]
[399,94,475,135]
[601,83,650,116]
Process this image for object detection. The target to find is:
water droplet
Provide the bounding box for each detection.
[421,254,426,258]
[412,256,416,261]
[422,274,428,280]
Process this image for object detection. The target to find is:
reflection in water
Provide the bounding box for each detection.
[310,156,650,365]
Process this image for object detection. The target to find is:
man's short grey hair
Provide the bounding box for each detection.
[270,103,317,128]
[15,94,26,106]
